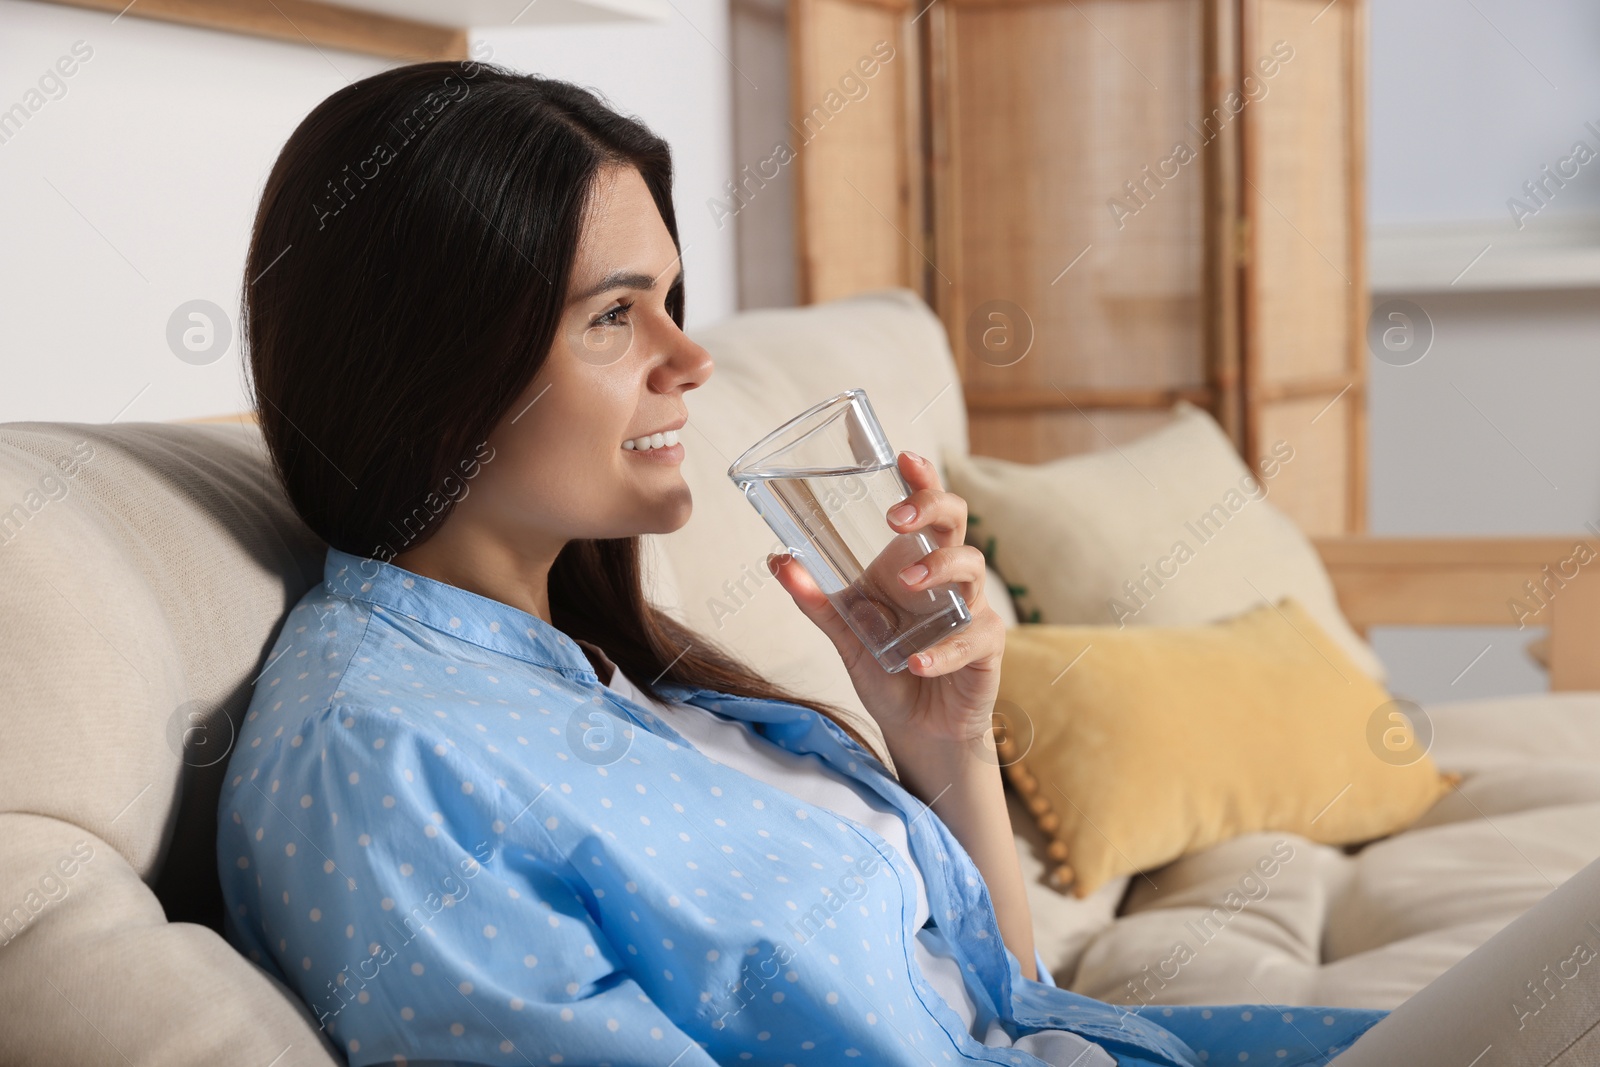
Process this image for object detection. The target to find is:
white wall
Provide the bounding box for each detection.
[727,0,795,310]
[476,9,736,323]
[0,0,734,425]
[1366,0,1600,705]
[1368,0,1600,227]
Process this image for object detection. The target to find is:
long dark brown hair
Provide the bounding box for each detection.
[242,60,866,744]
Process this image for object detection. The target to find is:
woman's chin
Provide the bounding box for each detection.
[632,489,693,535]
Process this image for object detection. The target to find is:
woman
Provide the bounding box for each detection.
[217,61,1389,1066]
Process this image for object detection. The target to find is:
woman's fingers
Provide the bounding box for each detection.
[897,449,943,491]
[767,552,868,669]
[887,452,967,549]
[908,609,1004,679]
[895,544,986,603]
[772,453,989,680]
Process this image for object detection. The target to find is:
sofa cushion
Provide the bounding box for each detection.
[995,601,1453,898]
[1058,692,1600,1010]
[0,421,340,1066]
[944,400,1387,682]
[1,813,335,1064]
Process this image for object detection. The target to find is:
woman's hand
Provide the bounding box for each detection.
[767,451,1036,978]
[766,449,1006,751]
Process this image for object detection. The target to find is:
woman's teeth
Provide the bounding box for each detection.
[623,429,680,452]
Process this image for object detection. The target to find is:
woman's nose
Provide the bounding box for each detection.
[656,332,714,393]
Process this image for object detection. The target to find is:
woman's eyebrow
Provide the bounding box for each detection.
[568,263,684,304]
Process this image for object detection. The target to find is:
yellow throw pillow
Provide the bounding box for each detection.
[995,598,1456,898]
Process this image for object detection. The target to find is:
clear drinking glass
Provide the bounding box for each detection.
[727,388,973,673]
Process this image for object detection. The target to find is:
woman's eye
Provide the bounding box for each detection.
[594,301,633,328]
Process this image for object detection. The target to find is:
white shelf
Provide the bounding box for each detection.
[1370,217,1600,293]
[334,0,670,28]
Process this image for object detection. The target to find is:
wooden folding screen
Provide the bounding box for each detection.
[790,0,1368,535]
[790,0,924,304]
[1239,0,1368,534]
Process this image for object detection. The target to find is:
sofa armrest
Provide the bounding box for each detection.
[0,813,340,1067]
[1313,536,1600,691]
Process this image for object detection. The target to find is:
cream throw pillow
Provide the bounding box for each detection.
[946,401,1385,681]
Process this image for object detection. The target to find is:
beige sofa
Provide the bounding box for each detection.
[4,288,1599,1065]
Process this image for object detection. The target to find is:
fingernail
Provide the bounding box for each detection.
[913,652,932,669]
[766,553,785,575]
[888,503,916,525]
[903,450,924,466]
[899,562,928,587]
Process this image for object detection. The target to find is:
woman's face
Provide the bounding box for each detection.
[461,165,714,553]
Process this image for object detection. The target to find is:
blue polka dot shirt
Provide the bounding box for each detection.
[217,546,1388,1066]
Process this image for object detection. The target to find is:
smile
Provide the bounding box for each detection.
[623,429,680,452]
[622,429,683,462]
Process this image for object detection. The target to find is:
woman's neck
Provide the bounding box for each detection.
[392,524,563,624]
